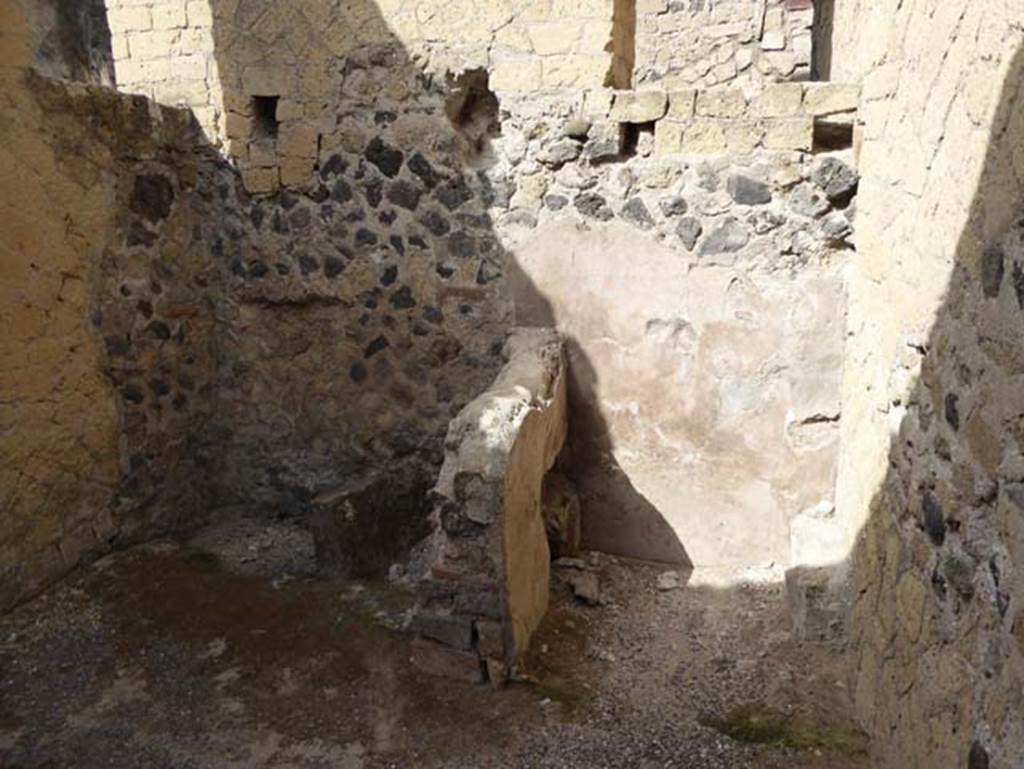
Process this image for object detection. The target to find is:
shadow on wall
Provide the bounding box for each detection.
[28,0,114,85]
[193,0,689,571]
[839,42,1024,767]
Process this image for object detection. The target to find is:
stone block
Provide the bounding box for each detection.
[277,122,319,158]
[129,30,179,60]
[542,54,608,88]
[276,99,305,122]
[410,639,484,684]
[528,22,581,55]
[724,121,764,154]
[279,156,316,187]
[653,119,685,156]
[151,4,187,30]
[490,54,543,92]
[111,7,151,32]
[581,89,614,119]
[583,121,624,160]
[762,117,813,151]
[185,0,213,27]
[248,142,277,167]
[681,119,727,154]
[803,83,861,117]
[753,83,804,117]
[579,21,611,55]
[224,111,254,140]
[610,90,668,123]
[240,165,279,195]
[242,66,292,97]
[410,612,475,651]
[226,140,248,161]
[695,87,747,118]
[666,89,696,119]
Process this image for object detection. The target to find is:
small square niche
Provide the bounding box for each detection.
[252,95,280,141]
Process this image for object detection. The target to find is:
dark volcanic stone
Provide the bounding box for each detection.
[621,197,655,229]
[726,175,772,205]
[789,184,831,218]
[811,156,858,206]
[320,153,348,179]
[420,210,450,236]
[1013,262,1024,308]
[123,383,144,404]
[448,231,476,258]
[923,491,946,546]
[324,255,345,278]
[699,217,749,255]
[330,179,353,203]
[307,184,330,203]
[365,137,403,178]
[130,173,174,222]
[387,179,422,211]
[544,194,568,211]
[104,335,131,357]
[364,181,383,208]
[390,286,416,309]
[981,245,1004,298]
[289,207,311,229]
[146,320,171,340]
[436,177,473,211]
[659,196,688,217]
[574,193,613,221]
[676,217,703,251]
[944,392,960,430]
[408,152,441,188]
[127,220,157,247]
[355,228,378,247]
[349,361,368,383]
[364,335,390,358]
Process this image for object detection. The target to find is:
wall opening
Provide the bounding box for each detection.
[251,95,280,141]
[621,121,655,158]
[445,69,501,166]
[812,119,853,153]
[607,0,637,88]
[810,0,835,81]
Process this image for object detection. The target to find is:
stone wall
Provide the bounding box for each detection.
[1,1,222,610]
[4,0,866,606]
[105,0,627,152]
[635,0,815,90]
[828,1,1024,765]
[497,86,857,576]
[413,329,567,683]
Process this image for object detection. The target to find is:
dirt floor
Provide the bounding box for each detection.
[0,519,870,769]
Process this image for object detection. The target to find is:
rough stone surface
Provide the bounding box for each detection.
[830,3,1024,767]
[414,328,567,672]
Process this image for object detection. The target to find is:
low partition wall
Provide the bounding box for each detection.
[411,328,567,684]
